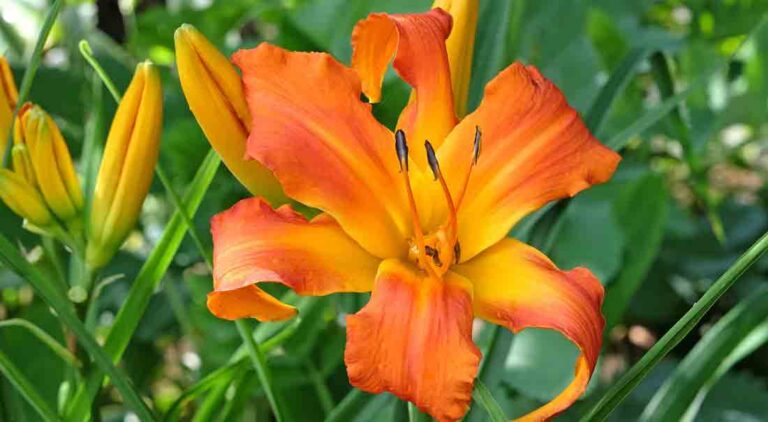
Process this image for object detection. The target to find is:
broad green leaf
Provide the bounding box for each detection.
[549,185,626,282]
[640,289,768,421]
[603,174,668,329]
[504,329,581,404]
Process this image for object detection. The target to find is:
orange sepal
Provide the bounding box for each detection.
[345,259,480,421]
[234,43,411,259]
[439,63,621,261]
[454,238,605,421]
[351,9,457,163]
[208,197,379,321]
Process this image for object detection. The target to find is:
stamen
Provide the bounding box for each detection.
[453,242,461,264]
[395,130,438,278]
[395,129,409,172]
[455,126,482,210]
[425,140,440,180]
[425,140,458,248]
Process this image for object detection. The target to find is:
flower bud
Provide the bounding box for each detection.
[0,168,53,228]
[1,56,19,153]
[174,24,286,203]
[87,62,163,269]
[13,104,83,223]
[432,0,479,117]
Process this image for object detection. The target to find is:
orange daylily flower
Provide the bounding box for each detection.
[207,8,620,422]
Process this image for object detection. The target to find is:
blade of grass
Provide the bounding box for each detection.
[640,289,768,421]
[2,0,64,167]
[407,402,431,422]
[236,319,285,422]
[306,359,335,416]
[325,388,374,422]
[66,149,220,420]
[163,361,249,421]
[0,319,79,367]
[581,229,768,421]
[585,47,650,135]
[0,233,155,420]
[0,349,58,421]
[472,380,507,422]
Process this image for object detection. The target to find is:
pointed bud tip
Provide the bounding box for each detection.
[174,23,196,41]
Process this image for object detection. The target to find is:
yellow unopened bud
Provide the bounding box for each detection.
[14,104,83,222]
[1,56,19,152]
[87,62,163,269]
[433,0,479,117]
[0,169,53,228]
[174,24,286,203]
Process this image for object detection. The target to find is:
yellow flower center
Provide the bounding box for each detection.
[395,127,481,279]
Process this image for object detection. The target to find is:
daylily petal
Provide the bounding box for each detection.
[454,238,604,421]
[439,63,621,261]
[209,197,379,321]
[345,259,480,421]
[234,43,410,259]
[351,9,456,164]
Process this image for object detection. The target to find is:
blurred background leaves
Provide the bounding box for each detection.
[1,0,767,420]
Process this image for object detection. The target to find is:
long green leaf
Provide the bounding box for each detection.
[606,88,694,151]
[66,149,220,420]
[0,319,79,367]
[640,289,768,421]
[236,319,285,422]
[585,47,650,135]
[0,349,59,421]
[581,229,768,421]
[472,380,507,422]
[325,388,374,422]
[0,234,155,420]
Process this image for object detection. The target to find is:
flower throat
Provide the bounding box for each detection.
[394,128,481,278]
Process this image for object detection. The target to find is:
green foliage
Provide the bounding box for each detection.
[2,1,768,421]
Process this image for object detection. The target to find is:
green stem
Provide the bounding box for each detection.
[235,319,285,422]
[582,229,768,421]
[78,40,122,103]
[41,236,68,293]
[2,0,64,168]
